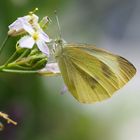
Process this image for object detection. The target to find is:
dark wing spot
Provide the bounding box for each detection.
[87,76,98,90]
[73,63,98,90]
[102,64,112,78]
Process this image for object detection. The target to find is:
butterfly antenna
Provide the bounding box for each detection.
[54,11,62,39]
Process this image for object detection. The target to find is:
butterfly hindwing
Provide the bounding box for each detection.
[58,55,110,102]
[57,44,136,103]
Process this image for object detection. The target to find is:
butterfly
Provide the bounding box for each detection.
[54,41,136,103]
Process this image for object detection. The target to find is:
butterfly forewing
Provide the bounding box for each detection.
[57,44,136,103]
[70,44,136,87]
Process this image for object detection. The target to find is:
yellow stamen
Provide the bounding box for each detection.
[29,8,39,15]
[33,32,39,40]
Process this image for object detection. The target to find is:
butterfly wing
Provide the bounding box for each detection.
[57,44,136,103]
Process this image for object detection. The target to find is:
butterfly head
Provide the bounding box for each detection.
[53,39,65,59]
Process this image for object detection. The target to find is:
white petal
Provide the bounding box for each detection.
[24,14,39,24]
[32,14,39,23]
[19,18,34,35]
[41,63,60,73]
[8,18,25,36]
[8,13,41,37]
[39,30,50,42]
[8,19,23,31]
[19,35,35,49]
[24,14,41,31]
[36,40,50,56]
[8,17,35,36]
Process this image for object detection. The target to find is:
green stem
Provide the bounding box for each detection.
[1,54,46,69]
[4,51,17,66]
[14,54,46,65]
[2,68,61,76]
[16,49,30,61]
[0,65,6,71]
[14,65,33,70]
[0,36,9,56]
[0,65,60,76]
[2,68,38,74]
[0,49,47,74]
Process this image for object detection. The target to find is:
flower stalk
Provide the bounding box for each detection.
[0,36,9,56]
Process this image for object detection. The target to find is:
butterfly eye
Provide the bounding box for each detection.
[58,39,63,44]
[55,39,62,45]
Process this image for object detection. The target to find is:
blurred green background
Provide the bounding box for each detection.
[0,0,139,140]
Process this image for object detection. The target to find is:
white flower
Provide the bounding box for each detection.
[18,24,50,56]
[45,63,60,73]
[8,13,50,56]
[8,14,39,36]
[39,63,60,75]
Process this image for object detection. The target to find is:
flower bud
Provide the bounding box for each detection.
[31,58,48,70]
[40,16,51,29]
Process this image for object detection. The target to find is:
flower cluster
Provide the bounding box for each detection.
[0,8,60,75]
[8,9,50,56]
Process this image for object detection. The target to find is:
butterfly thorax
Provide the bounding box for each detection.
[54,39,65,59]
